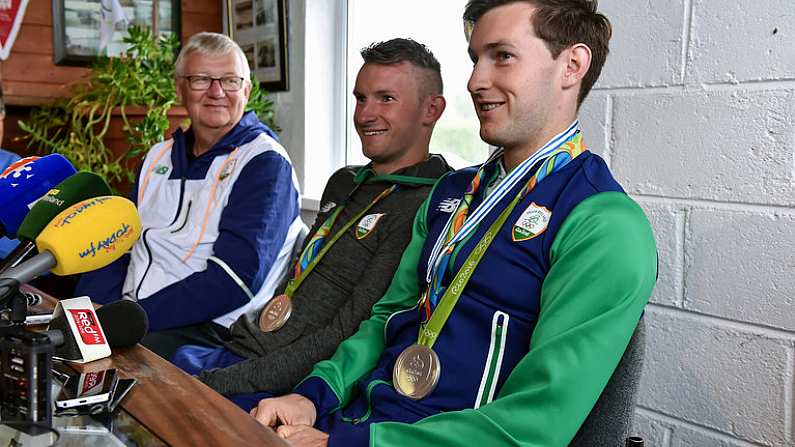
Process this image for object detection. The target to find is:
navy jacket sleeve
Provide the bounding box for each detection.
[139,151,299,330]
[73,254,130,304]
[74,162,143,304]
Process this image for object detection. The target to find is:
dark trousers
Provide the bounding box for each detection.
[140,321,230,362]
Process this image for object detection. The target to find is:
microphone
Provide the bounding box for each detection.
[95,300,149,348]
[0,156,39,177]
[0,282,41,324]
[0,196,142,301]
[0,172,112,273]
[45,300,149,361]
[0,154,76,239]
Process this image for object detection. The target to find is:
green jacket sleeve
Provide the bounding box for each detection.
[369,191,657,447]
[293,195,431,414]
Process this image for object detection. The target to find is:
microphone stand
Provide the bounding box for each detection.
[0,241,37,274]
[0,252,57,300]
[0,279,56,434]
[0,278,26,327]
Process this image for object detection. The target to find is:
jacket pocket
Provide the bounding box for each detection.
[340,379,391,425]
[474,310,509,409]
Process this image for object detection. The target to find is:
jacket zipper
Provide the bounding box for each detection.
[137,176,187,299]
[135,229,154,300]
[170,200,193,233]
[474,310,509,409]
[168,176,187,225]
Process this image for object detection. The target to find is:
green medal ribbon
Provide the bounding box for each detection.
[417,134,586,348]
[417,188,521,347]
[284,182,398,298]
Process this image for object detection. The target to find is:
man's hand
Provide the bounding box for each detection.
[250,393,317,428]
[277,424,329,447]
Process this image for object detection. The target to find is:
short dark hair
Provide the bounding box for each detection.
[360,38,443,96]
[464,0,611,106]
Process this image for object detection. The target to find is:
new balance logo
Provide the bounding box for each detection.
[437,198,460,213]
[320,201,337,213]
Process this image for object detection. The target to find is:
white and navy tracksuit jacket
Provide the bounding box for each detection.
[76,112,304,330]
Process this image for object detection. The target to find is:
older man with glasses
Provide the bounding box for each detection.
[76,32,304,361]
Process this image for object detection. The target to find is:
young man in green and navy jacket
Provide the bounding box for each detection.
[252,2,657,446]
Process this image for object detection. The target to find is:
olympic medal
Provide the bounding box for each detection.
[258,294,292,332]
[393,343,440,400]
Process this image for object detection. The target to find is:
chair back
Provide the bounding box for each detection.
[569,317,646,447]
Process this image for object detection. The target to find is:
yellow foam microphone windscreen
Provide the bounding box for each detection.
[35,196,142,275]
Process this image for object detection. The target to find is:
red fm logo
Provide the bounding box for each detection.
[67,309,106,345]
[81,370,105,395]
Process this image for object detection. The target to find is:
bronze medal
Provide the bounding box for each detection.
[258,294,292,332]
[393,343,440,400]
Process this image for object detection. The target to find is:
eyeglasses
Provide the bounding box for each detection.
[181,75,246,92]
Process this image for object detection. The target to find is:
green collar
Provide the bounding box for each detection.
[353,165,438,186]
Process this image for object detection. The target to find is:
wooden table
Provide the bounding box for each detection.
[28,286,289,447]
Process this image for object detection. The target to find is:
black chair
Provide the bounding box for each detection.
[569,317,646,446]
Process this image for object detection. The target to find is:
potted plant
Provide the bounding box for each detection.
[18,26,278,193]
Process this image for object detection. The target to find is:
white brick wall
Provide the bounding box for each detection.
[579,1,795,445]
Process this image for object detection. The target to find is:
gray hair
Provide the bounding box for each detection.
[175,32,251,79]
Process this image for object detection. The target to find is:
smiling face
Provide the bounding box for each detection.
[467,2,569,160]
[177,51,251,141]
[353,62,430,172]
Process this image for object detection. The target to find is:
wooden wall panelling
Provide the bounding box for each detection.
[10,24,54,55]
[181,0,223,40]
[2,0,222,107]
[2,1,87,107]
[19,1,52,26]
[1,0,221,155]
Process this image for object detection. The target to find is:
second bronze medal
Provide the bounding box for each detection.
[257,183,398,334]
[258,294,292,332]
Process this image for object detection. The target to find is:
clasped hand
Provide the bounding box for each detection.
[250,393,329,447]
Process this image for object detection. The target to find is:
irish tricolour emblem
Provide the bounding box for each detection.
[356,213,385,240]
[512,203,550,242]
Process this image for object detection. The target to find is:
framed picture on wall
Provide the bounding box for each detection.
[224,0,289,92]
[52,0,181,66]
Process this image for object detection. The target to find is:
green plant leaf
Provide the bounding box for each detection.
[21,26,279,189]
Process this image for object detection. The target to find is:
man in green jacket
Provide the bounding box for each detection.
[252,1,657,446]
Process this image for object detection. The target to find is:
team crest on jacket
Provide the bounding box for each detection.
[512,203,551,242]
[219,159,238,180]
[356,213,385,240]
